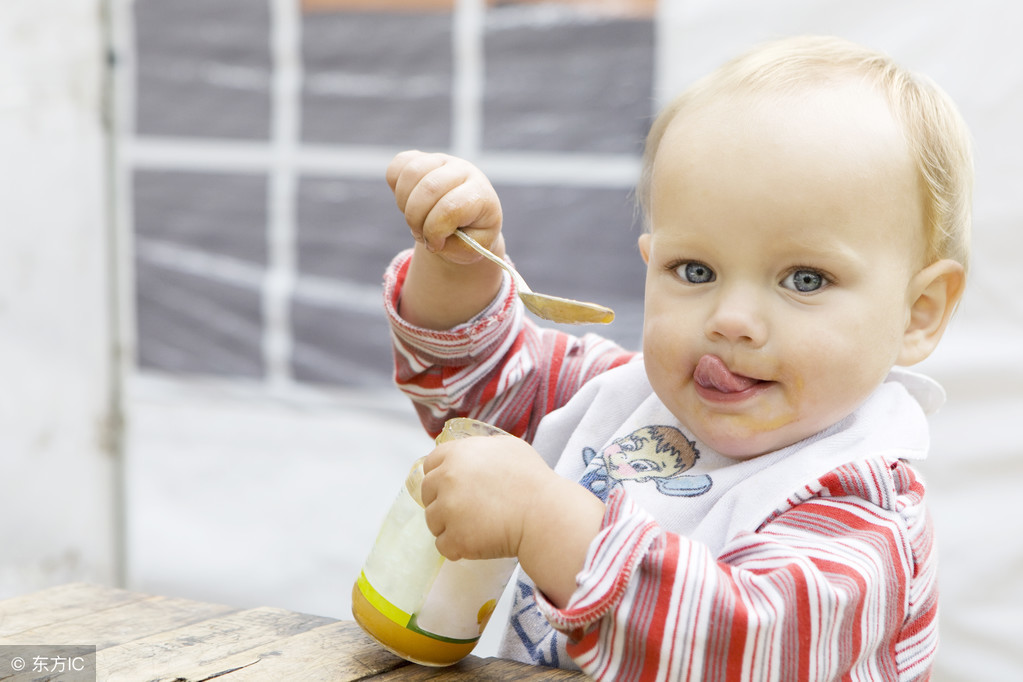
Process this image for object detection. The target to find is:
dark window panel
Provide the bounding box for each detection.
[493,182,646,301]
[291,303,394,387]
[135,262,265,378]
[301,12,453,147]
[134,0,272,139]
[483,8,654,153]
[133,170,269,266]
[296,176,407,283]
[492,181,646,348]
[133,169,269,379]
[292,175,408,387]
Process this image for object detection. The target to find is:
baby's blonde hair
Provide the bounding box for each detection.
[638,35,973,274]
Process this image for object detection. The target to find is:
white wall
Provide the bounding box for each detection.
[0,1,119,596]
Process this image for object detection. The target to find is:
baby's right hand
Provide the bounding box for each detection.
[386,150,503,264]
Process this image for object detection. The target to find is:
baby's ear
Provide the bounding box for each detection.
[897,259,966,365]
[638,233,651,264]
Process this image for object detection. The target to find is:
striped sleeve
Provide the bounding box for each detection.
[536,457,938,681]
[383,249,636,441]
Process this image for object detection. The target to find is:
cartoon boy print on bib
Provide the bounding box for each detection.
[579,425,713,502]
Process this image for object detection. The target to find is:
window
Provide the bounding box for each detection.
[126,0,654,389]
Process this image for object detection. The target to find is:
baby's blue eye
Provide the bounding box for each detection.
[782,269,825,293]
[678,262,715,284]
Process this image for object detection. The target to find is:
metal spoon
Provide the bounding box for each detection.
[454,229,615,325]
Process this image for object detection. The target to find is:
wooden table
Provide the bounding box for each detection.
[0,583,588,680]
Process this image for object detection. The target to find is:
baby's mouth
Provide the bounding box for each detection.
[694,355,762,394]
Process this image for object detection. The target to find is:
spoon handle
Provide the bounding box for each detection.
[453,229,530,293]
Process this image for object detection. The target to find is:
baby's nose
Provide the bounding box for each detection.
[703,286,768,347]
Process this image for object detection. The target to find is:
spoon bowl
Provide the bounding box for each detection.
[454,229,615,325]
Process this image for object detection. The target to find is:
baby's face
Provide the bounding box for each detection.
[639,82,927,459]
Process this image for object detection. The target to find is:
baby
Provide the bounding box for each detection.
[382,35,971,680]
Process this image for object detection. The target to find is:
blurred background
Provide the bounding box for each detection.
[1,0,1020,678]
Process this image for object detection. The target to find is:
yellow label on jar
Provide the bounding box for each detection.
[352,572,482,668]
[356,570,480,644]
[356,571,413,628]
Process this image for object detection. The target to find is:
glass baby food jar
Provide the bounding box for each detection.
[351,418,519,666]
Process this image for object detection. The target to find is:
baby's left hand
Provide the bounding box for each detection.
[420,435,554,562]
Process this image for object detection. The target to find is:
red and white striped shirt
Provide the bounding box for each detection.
[385,251,938,680]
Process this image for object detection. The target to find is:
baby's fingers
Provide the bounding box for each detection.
[384,149,418,192]
[401,161,473,238]
[420,182,502,253]
[388,152,454,215]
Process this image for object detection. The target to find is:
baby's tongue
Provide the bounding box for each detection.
[694,355,759,393]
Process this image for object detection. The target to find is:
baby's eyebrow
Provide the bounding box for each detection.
[777,237,865,265]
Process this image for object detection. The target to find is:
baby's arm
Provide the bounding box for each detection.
[538,459,936,681]
[383,151,637,441]
[385,150,505,330]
